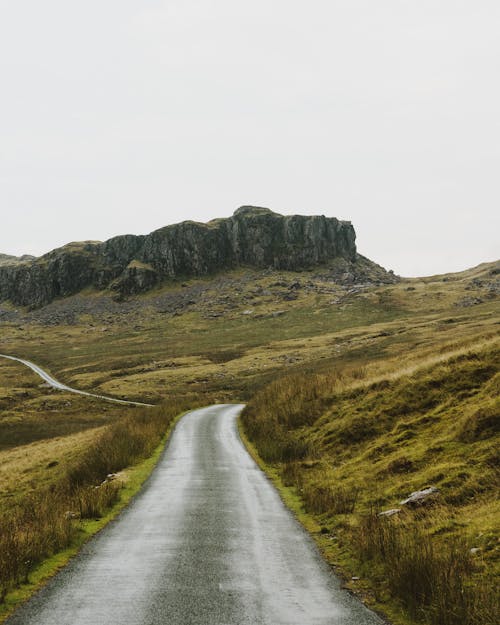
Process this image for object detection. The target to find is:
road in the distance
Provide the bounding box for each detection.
[7,405,383,625]
[0,353,153,406]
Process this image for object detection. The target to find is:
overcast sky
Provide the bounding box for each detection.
[0,1,498,276]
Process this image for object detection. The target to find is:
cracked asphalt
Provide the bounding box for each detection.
[7,404,383,625]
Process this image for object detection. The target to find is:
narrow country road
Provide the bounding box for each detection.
[0,353,153,407]
[6,404,382,625]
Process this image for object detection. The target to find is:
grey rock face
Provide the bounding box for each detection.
[111,261,159,297]
[0,206,357,308]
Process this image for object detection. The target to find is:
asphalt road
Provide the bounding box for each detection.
[0,353,153,406]
[7,404,383,625]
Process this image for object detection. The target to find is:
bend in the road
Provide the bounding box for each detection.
[0,353,153,407]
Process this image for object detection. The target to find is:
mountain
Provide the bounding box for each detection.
[0,206,375,309]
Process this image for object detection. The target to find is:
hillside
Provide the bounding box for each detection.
[242,340,499,625]
[0,253,498,624]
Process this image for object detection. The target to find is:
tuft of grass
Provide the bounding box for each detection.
[302,483,359,515]
[457,402,499,443]
[354,512,499,625]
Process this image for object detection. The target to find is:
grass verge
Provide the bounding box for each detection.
[237,421,398,624]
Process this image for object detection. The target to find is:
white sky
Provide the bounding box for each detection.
[0,1,498,276]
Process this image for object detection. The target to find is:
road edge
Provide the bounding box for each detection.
[236,417,397,625]
[0,409,188,624]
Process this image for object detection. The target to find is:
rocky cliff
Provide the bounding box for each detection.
[0,207,357,308]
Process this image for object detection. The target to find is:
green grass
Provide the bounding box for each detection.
[0,259,498,625]
[240,341,499,625]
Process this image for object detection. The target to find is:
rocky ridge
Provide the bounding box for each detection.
[0,253,36,266]
[0,207,358,308]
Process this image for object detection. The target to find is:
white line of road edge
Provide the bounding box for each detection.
[0,354,154,407]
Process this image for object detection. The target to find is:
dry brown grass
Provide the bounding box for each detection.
[0,428,105,509]
[0,259,498,621]
[0,394,211,602]
[354,511,499,625]
[241,340,499,625]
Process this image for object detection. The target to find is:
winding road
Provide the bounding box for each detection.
[6,404,383,625]
[0,353,153,407]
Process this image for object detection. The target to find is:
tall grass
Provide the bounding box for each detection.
[241,369,356,462]
[303,483,359,515]
[0,491,74,602]
[354,512,499,625]
[241,344,499,625]
[0,394,207,602]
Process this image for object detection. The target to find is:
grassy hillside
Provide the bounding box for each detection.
[1,260,497,403]
[0,258,498,623]
[241,339,499,625]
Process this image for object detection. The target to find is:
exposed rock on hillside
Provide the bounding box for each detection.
[111,261,159,298]
[0,253,36,266]
[0,206,358,308]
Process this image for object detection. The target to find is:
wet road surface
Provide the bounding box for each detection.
[0,353,153,406]
[7,404,383,625]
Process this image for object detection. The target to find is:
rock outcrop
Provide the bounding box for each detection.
[0,206,357,308]
[0,253,36,266]
[110,261,159,298]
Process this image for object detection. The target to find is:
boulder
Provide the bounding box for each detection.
[378,508,401,517]
[399,486,439,506]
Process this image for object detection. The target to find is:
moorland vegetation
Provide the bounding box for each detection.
[0,254,498,624]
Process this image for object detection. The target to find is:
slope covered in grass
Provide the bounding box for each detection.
[0,258,498,623]
[241,340,499,625]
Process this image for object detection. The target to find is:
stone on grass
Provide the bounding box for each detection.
[378,508,401,517]
[399,486,439,506]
